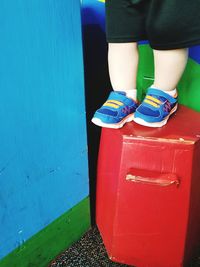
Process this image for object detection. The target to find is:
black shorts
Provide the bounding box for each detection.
[106,0,200,50]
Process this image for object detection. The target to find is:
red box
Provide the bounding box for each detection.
[96,105,200,267]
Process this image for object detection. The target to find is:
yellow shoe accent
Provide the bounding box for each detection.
[144,99,159,107]
[146,95,162,104]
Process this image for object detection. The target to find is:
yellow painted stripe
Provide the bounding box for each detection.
[107,100,123,106]
[144,99,159,107]
[103,103,119,108]
[146,95,162,104]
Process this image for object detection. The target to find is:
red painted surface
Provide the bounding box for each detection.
[96,105,200,267]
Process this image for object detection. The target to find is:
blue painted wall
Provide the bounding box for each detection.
[0,0,89,259]
[82,0,105,30]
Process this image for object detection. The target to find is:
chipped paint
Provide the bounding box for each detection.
[124,135,196,145]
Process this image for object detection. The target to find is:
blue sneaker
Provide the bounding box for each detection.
[134,88,178,127]
[92,91,138,129]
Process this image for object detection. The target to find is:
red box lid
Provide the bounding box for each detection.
[117,105,200,144]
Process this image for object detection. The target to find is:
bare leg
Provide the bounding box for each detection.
[108,43,139,100]
[133,48,188,127]
[152,48,188,94]
[92,42,139,128]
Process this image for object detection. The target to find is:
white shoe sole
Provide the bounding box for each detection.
[91,113,134,129]
[133,104,178,128]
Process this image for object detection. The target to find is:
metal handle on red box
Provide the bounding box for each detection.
[126,171,180,187]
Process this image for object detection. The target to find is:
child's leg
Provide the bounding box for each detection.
[134,48,188,127]
[133,0,197,127]
[92,0,148,128]
[108,43,139,100]
[92,43,139,128]
[152,48,188,93]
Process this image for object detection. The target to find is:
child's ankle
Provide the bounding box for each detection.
[114,89,137,101]
[150,85,177,97]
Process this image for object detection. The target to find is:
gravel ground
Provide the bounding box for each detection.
[48,226,200,267]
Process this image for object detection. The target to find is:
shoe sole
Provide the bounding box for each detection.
[133,104,178,128]
[91,113,135,129]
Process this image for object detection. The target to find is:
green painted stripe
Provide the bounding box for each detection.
[0,197,91,267]
[137,44,154,101]
[137,44,200,112]
[178,58,200,112]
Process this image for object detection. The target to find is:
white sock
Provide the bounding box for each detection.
[114,89,137,101]
[151,85,177,97]
[164,88,177,97]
